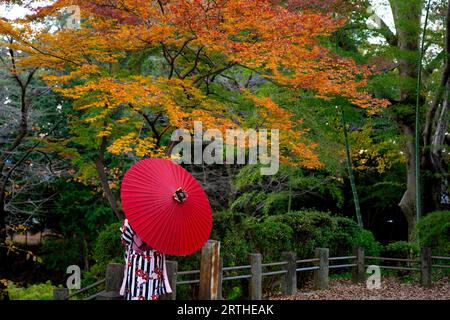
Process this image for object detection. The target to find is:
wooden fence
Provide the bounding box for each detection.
[53,240,450,300]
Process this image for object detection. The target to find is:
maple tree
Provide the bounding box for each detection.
[0,0,388,220]
[283,0,366,14]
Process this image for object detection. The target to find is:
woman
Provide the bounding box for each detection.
[119,218,172,300]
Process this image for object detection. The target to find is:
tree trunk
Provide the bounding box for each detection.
[94,137,124,221]
[0,197,10,300]
[389,0,422,238]
[0,199,6,253]
[399,125,417,240]
[94,156,124,221]
[422,83,450,214]
[421,3,450,214]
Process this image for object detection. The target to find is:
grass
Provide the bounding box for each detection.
[8,281,55,300]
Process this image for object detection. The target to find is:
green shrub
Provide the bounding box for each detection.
[352,229,383,257]
[244,217,294,261]
[226,286,244,300]
[382,241,420,280]
[210,211,252,267]
[221,230,252,266]
[39,236,85,283]
[209,211,252,300]
[261,192,290,216]
[8,281,55,300]
[270,210,382,258]
[270,210,333,258]
[385,241,419,259]
[415,211,450,256]
[91,222,124,277]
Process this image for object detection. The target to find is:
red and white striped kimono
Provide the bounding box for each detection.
[119,219,172,300]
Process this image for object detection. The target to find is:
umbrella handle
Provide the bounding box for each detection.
[173,187,188,203]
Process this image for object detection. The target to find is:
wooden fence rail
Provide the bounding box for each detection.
[54,244,449,300]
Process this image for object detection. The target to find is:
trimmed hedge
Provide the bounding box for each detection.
[415,211,450,256]
[212,210,382,266]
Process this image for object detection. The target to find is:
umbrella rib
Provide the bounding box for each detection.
[158,204,178,254]
[184,201,211,254]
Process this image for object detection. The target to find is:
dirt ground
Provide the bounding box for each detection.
[269,277,450,300]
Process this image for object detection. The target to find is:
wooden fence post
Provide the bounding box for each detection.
[218,258,223,300]
[314,248,329,290]
[96,263,124,300]
[352,247,365,283]
[420,247,432,288]
[199,240,220,300]
[250,253,262,300]
[281,251,297,296]
[161,260,177,300]
[105,263,124,292]
[53,288,69,300]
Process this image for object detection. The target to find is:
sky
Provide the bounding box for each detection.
[368,0,396,32]
[0,1,41,19]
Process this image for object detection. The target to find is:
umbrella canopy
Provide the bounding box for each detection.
[120,158,212,256]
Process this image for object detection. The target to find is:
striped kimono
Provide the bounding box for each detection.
[119,219,172,300]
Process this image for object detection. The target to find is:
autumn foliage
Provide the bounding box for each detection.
[0,0,388,169]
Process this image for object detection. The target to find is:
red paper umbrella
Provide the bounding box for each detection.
[120,158,212,256]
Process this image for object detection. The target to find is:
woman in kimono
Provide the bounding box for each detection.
[119,218,172,300]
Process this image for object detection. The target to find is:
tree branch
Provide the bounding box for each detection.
[423,1,450,147]
[193,62,237,85]
[93,135,124,220]
[181,46,203,79]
